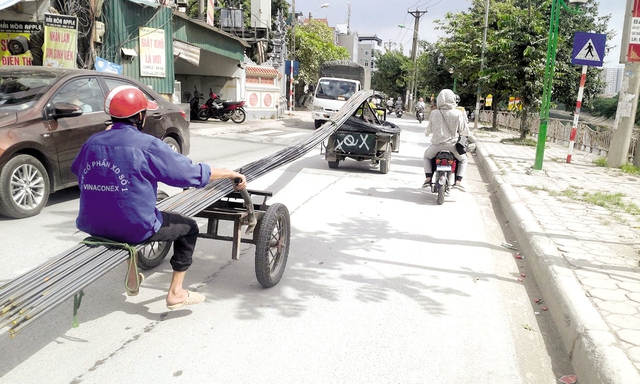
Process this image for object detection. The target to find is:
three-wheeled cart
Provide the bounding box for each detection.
[324,99,401,174]
[136,189,290,288]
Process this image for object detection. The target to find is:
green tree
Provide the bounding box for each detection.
[290,20,349,87]
[371,50,410,100]
[415,42,455,102]
[435,0,609,138]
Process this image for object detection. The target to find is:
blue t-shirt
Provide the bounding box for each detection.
[71,122,211,243]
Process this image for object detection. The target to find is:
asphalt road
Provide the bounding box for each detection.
[0,115,573,383]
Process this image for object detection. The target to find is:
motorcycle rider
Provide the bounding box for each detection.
[422,89,470,191]
[71,85,247,310]
[386,97,394,113]
[394,97,403,116]
[415,97,426,122]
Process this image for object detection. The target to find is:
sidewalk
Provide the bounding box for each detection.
[472,128,640,384]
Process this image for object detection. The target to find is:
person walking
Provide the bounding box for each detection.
[71,85,247,310]
[422,89,470,190]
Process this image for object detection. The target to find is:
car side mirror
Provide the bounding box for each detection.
[48,102,84,119]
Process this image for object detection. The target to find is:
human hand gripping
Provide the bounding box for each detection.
[232,173,247,191]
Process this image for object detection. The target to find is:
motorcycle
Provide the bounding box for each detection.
[428,150,458,205]
[386,101,394,114]
[395,106,403,118]
[197,88,246,124]
[416,107,425,123]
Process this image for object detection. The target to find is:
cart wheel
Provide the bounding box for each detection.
[328,160,339,169]
[380,151,391,174]
[137,191,172,270]
[255,203,290,288]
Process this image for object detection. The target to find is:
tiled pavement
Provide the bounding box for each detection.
[472,127,640,384]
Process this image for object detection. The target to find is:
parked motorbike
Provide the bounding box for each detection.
[197,88,246,124]
[416,107,425,123]
[428,150,458,205]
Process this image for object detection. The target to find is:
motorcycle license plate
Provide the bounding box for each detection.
[436,165,452,172]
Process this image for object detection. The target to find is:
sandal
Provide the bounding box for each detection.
[166,290,206,310]
[126,273,145,296]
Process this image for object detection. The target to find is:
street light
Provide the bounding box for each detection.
[399,24,420,112]
[473,0,489,131]
[448,67,457,93]
[309,3,329,20]
[533,0,585,170]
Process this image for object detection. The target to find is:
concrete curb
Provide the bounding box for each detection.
[473,139,640,384]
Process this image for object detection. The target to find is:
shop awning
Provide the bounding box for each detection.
[127,0,160,7]
[173,39,200,66]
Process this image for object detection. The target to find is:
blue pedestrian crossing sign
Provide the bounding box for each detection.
[571,32,606,67]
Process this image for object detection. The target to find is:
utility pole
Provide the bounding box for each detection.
[609,0,639,167]
[473,0,490,130]
[385,40,395,51]
[289,0,296,116]
[406,9,427,112]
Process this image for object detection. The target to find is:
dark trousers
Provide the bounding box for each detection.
[146,211,199,272]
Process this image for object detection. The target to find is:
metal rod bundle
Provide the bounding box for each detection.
[0,91,373,337]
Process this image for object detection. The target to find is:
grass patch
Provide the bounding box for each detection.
[593,157,607,167]
[548,188,640,215]
[501,137,537,146]
[620,163,640,175]
[480,126,500,132]
[581,191,640,215]
[549,188,579,199]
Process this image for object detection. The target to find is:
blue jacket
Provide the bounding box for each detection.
[71,122,211,243]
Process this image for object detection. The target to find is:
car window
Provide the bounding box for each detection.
[0,73,56,111]
[51,77,104,113]
[103,78,155,103]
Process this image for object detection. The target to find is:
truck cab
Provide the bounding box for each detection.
[312,77,362,128]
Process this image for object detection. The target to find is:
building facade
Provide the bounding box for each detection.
[602,66,624,97]
[357,35,382,71]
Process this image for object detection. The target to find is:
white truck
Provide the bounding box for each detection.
[311,60,371,129]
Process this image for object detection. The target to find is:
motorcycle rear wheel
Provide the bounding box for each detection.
[231,108,246,124]
[436,173,446,205]
[197,109,209,121]
[437,184,445,205]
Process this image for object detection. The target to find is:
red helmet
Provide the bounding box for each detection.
[104,85,158,118]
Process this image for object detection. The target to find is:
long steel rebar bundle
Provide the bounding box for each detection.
[0,91,374,337]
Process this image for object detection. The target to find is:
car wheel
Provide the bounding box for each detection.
[163,136,181,154]
[0,155,50,219]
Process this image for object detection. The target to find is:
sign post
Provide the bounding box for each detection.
[566,32,605,163]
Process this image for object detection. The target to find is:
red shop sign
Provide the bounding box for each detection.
[628,0,640,62]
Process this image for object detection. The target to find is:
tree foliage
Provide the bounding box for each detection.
[371,50,410,100]
[436,0,548,137]
[433,0,611,138]
[415,42,455,103]
[290,20,349,86]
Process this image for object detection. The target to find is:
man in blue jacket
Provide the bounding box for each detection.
[72,85,247,310]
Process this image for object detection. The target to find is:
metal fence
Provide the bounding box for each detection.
[479,111,638,161]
